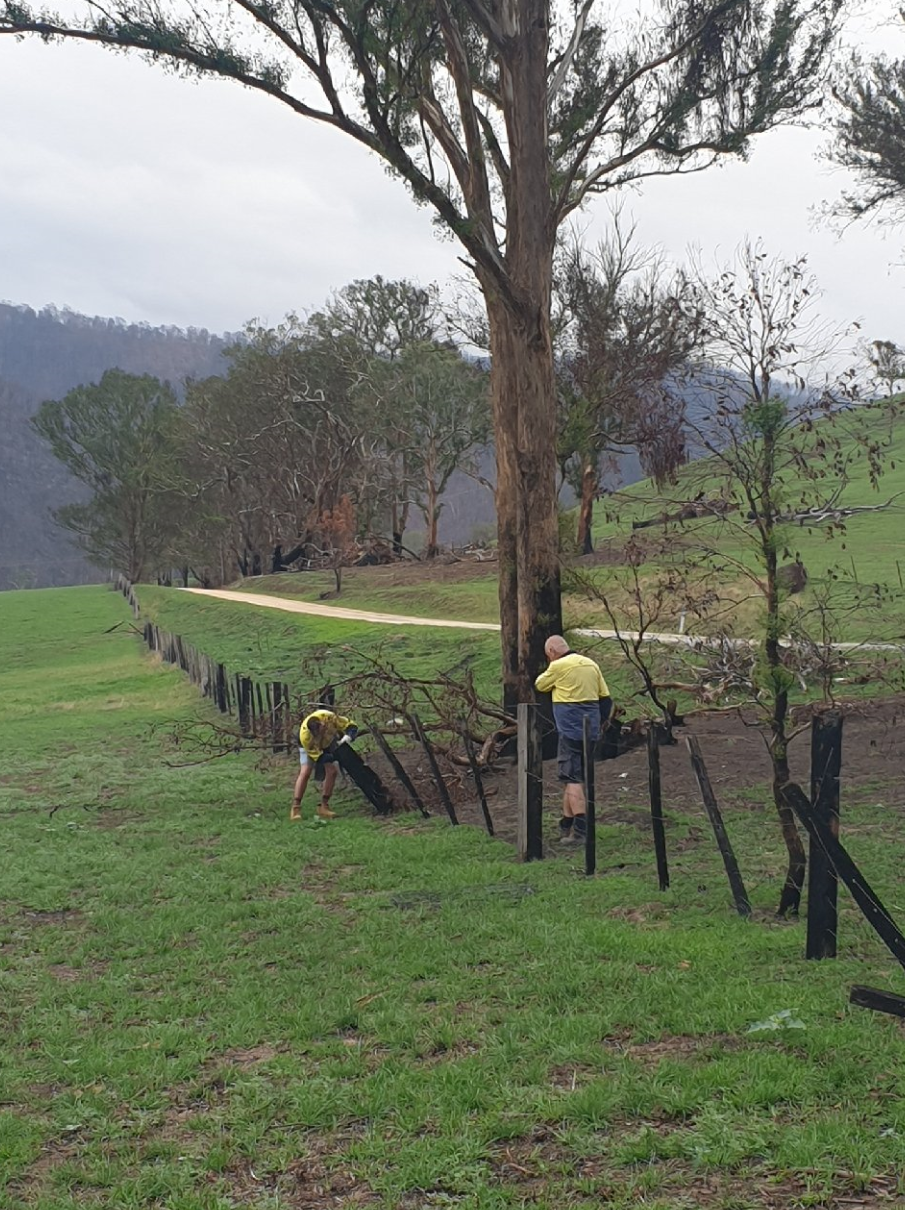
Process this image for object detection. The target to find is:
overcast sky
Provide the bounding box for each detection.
[1,19,903,345]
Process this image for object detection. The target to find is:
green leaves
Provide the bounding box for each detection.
[31,371,182,580]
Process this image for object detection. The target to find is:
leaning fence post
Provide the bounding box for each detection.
[411,713,458,825]
[460,722,494,837]
[582,714,596,876]
[369,725,430,818]
[686,736,751,918]
[806,709,843,960]
[517,703,543,862]
[648,726,670,891]
[783,781,905,972]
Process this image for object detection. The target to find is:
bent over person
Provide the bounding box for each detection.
[534,636,612,845]
[290,708,358,822]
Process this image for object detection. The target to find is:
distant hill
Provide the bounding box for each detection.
[0,303,230,589]
[0,301,765,584]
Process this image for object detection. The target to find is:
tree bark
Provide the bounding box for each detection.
[763,492,806,917]
[483,285,562,707]
[481,4,563,709]
[424,478,440,559]
[576,460,597,555]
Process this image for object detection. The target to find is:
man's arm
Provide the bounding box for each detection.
[534,666,557,693]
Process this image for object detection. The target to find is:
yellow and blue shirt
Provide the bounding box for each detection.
[299,709,356,760]
[535,653,610,742]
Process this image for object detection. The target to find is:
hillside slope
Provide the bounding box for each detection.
[0,303,228,589]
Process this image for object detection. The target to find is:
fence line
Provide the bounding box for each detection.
[113,576,487,828]
[115,574,297,753]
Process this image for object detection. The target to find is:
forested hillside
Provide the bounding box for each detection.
[0,303,228,589]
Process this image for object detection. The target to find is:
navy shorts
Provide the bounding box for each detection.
[557,735,586,785]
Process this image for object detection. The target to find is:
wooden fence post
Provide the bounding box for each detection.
[583,714,596,875]
[369,725,430,818]
[271,682,286,753]
[686,736,751,918]
[782,782,905,972]
[806,710,843,960]
[461,723,494,837]
[648,727,670,891]
[411,713,458,825]
[517,703,543,862]
[255,683,265,740]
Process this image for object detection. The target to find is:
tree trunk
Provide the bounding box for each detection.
[576,460,597,555]
[484,290,562,708]
[480,4,562,709]
[764,514,806,917]
[424,478,440,559]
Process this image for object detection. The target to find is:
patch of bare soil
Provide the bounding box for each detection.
[47,960,107,982]
[5,1130,83,1203]
[368,696,905,851]
[602,1029,744,1068]
[94,809,146,830]
[145,1046,288,1146]
[486,1127,903,1208]
[217,1134,379,1208]
[19,907,84,925]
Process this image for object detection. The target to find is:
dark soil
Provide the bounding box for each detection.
[366,697,905,849]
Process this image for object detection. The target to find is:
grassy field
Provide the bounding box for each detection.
[583,402,905,642]
[230,571,502,627]
[2,585,905,1208]
[134,584,657,720]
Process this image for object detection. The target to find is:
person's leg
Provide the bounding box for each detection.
[291,752,314,820]
[317,762,338,818]
[558,737,586,842]
[568,780,588,842]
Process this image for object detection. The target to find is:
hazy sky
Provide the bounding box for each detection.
[1,19,903,343]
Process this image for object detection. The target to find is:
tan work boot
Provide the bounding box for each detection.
[316,800,336,820]
[289,801,302,821]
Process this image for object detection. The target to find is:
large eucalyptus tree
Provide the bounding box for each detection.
[1,0,842,701]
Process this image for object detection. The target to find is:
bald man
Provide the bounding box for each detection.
[534,636,612,844]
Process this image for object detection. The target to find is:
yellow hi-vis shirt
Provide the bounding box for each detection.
[534,652,610,702]
[299,709,356,760]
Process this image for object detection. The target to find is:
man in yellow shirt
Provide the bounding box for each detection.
[534,635,612,844]
[290,708,358,821]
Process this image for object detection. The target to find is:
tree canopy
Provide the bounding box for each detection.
[830,17,905,227]
[1,0,846,699]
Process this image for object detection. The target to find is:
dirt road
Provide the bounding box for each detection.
[181,587,905,652]
[180,587,500,631]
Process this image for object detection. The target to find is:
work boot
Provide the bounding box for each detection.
[571,815,588,844]
[289,802,302,822]
[558,817,574,844]
[316,800,336,820]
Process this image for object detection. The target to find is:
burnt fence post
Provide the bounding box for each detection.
[517,703,543,862]
[806,709,843,960]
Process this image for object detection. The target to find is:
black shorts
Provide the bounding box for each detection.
[557,735,586,785]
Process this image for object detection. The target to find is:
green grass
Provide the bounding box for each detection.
[584,402,905,643]
[232,570,502,625]
[137,582,504,703]
[2,585,905,1208]
[135,583,649,717]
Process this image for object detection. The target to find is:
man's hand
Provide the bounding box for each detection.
[337,734,353,746]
